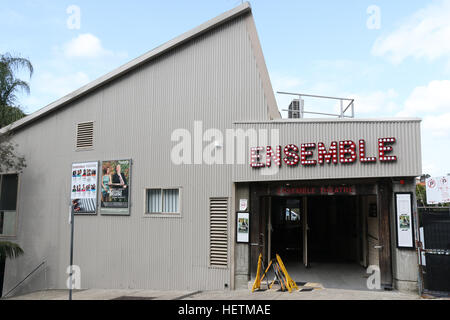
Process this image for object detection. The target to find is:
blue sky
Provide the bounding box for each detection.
[1,0,450,176]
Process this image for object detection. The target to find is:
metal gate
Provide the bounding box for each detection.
[418,207,450,295]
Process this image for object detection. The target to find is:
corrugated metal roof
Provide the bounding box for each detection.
[1,2,252,134]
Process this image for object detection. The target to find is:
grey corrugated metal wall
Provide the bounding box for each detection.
[233,119,422,182]
[3,12,274,293]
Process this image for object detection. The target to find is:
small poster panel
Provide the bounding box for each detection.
[100,159,131,215]
[239,199,248,211]
[71,162,98,214]
[426,176,450,204]
[236,212,250,243]
[395,192,415,249]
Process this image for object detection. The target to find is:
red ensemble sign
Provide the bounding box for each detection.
[250,137,397,168]
[277,186,356,196]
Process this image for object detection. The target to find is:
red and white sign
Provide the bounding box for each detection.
[277,185,356,196]
[426,176,450,204]
[250,137,397,168]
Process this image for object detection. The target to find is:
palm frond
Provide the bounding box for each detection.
[0,52,32,127]
[0,53,33,78]
[0,105,26,127]
[0,241,24,259]
[2,79,30,106]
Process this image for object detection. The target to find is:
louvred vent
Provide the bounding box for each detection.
[76,122,94,149]
[209,197,228,267]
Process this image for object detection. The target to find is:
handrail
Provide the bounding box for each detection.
[277,91,353,101]
[2,260,46,298]
[277,91,355,119]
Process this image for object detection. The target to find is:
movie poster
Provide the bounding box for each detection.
[71,162,98,214]
[237,212,250,243]
[100,159,131,215]
[395,193,414,248]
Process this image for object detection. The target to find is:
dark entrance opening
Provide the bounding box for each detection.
[249,181,392,290]
[270,196,360,264]
[270,198,303,262]
[267,195,373,290]
[307,196,359,264]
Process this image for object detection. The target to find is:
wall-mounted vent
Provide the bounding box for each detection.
[209,197,229,267]
[76,121,94,149]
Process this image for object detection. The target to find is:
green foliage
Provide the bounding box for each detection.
[0,241,24,259]
[416,183,427,207]
[0,52,33,129]
[0,52,30,173]
[0,105,25,128]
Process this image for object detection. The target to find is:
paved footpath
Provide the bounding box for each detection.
[5,288,442,300]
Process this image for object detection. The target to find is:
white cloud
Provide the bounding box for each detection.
[421,114,450,176]
[63,33,112,59]
[270,74,304,116]
[423,112,450,137]
[21,71,90,112]
[36,71,90,97]
[21,71,90,111]
[396,80,450,116]
[313,59,380,78]
[20,34,128,113]
[392,80,450,176]
[270,72,401,118]
[271,74,304,92]
[348,89,399,114]
[372,0,450,64]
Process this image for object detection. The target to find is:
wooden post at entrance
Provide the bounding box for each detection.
[249,186,260,273]
[302,196,308,268]
[378,182,393,289]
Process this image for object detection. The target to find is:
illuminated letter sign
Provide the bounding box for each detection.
[250,137,397,169]
[318,141,338,164]
[301,143,317,166]
[266,146,282,167]
[283,144,300,166]
[359,139,376,163]
[378,138,397,162]
[339,140,357,164]
[250,147,265,168]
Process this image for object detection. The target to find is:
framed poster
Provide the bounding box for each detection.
[394,192,415,249]
[236,212,250,243]
[71,162,98,215]
[100,159,131,215]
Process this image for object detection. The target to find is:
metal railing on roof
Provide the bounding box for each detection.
[277,91,355,119]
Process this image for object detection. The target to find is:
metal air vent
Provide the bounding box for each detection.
[209,197,229,267]
[76,121,94,149]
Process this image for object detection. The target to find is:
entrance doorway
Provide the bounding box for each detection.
[307,196,359,264]
[270,198,303,262]
[265,195,379,290]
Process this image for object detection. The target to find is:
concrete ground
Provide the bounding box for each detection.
[4,287,431,300]
[5,262,445,300]
[267,262,373,291]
